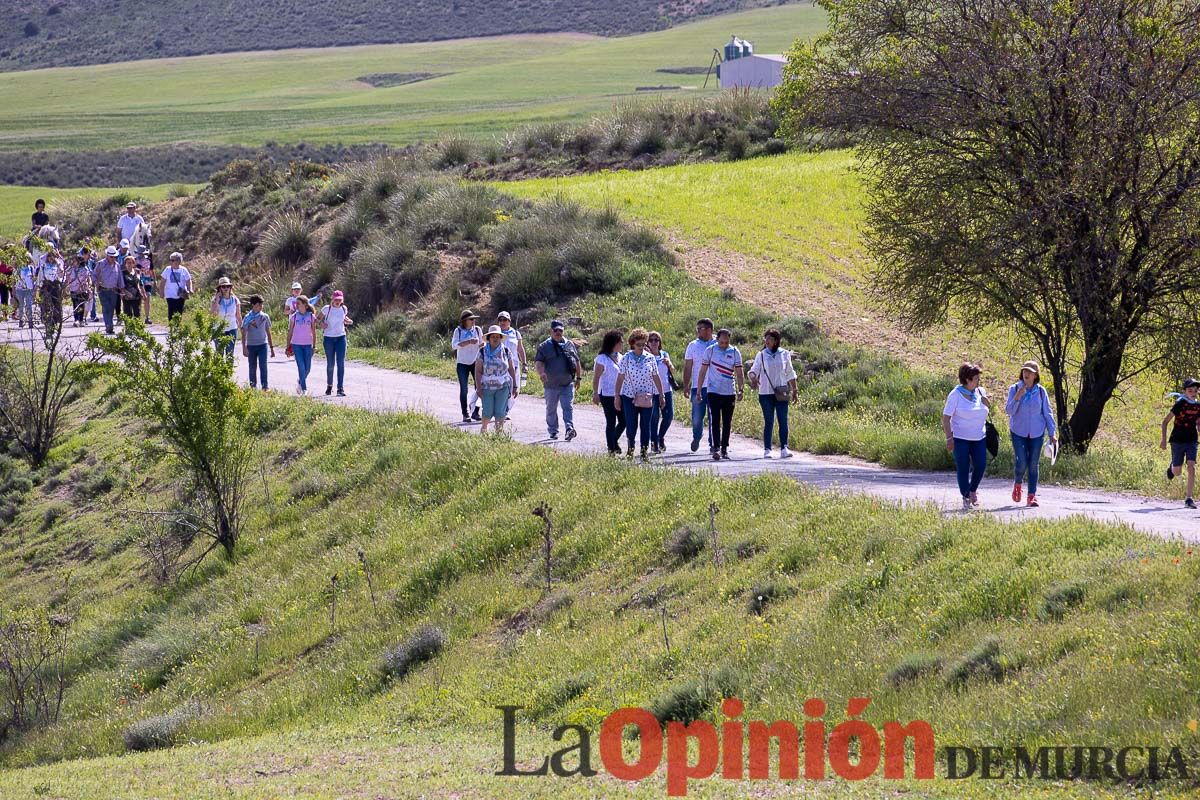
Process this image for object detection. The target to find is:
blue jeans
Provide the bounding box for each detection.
[14,288,34,323]
[98,288,121,333]
[544,383,575,437]
[293,344,314,391]
[247,343,268,389]
[621,395,655,450]
[324,335,346,390]
[953,437,988,498]
[650,391,674,446]
[759,394,789,449]
[1011,433,1045,495]
[690,387,713,447]
[215,328,236,359]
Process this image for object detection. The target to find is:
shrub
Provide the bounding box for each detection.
[649,682,712,727]
[885,653,944,687]
[382,625,447,680]
[353,312,411,349]
[491,249,557,309]
[435,136,475,168]
[745,581,784,615]
[665,524,707,564]
[165,183,193,200]
[40,503,68,532]
[123,706,194,751]
[943,636,1006,688]
[1037,581,1086,622]
[343,229,416,314]
[409,183,500,243]
[259,211,312,266]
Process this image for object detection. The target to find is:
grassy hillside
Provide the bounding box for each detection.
[0,383,1196,797]
[0,184,197,237]
[0,6,824,156]
[0,1,793,72]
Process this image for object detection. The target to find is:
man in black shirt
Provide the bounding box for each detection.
[31,198,48,230]
[1163,377,1200,509]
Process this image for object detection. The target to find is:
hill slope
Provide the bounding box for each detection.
[1,0,792,72]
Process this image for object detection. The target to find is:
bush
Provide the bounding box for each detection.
[40,503,68,532]
[409,183,500,244]
[885,653,944,687]
[353,312,411,349]
[343,229,416,314]
[123,706,194,752]
[1037,581,1086,622]
[665,524,707,564]
[435,136,475,168]
[491,249,557,309]
[943,636,1007,688]
[260,211,312,266]
[745,581,784,615]
[382,625,447,680]
[649,682,712,727]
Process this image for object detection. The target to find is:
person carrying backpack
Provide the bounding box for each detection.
[317,290,353,396]
[475,326,518,434]
[533,320,581,441]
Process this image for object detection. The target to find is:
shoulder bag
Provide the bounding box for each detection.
[170,268,190,300]
[761,352,790,402]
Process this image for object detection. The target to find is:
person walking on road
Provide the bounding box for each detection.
[318,290,353,396]
[210,277,241,359]
[39,248,64,332]
[592,330,625,456]
[119,254,145,325]
[615,328,666,462]
[683,318,716,453]
[93,246,125,335]
[534,319,581,441]
[943,362,992,510]
[287,295,316,395]
[647,331,676,454]
[241,295,275,391]
[496,311,526,419]
[748,328,798,459]
[1005,360,1058,507]
[697,327,744,461]
[1163,377,1200,509]
[66,249,92,327]
[475,325,518,435]
[159,252,193,321]
[13,256,39,329]
[452,310,483,422]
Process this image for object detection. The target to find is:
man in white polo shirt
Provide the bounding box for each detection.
[116,202,144,245]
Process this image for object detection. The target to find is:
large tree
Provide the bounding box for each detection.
[774,0,1200,451]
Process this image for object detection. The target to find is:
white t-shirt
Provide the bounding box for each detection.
[321,305,349,337]
[749,348,797,395]
[452,325,482,366]
[652,350,673,393]
[499,327,522,364]
[285,295,299,314]
[161,266,191,299]
[214,294,240,330]
[595,352,621,397]
[943,387,989,441]
[684,338,715,389]
[117,213,143,242]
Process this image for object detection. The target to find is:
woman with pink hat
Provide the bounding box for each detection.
[317,290,354,396]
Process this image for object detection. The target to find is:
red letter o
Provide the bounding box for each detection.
[600,708,663,781]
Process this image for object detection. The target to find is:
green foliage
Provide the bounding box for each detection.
[943,636,1008,688]
[382,625,447,681]
[259,211,312,266]
[1038,581,1086,622]
[123,706,195,752]
[885,652,944,687]
[665,524,707,564]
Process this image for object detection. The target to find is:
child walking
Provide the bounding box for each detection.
[1163,377,1200,509]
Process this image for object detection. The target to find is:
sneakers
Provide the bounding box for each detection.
[565,427,577,442]
[462,415,471,423]
[325,386,333,396]
[1187,498,1197,510]
[1012,483,1023,503]
[1027,494,1039,508]
[296,383,303,395]
[711,449,721,462]
[1167,465,1176,481]
[471,408,482,421]
[962,496,972,510]
[690,437,700,453]
[336,389,345,397]
[969,491,979,507]
[549,432,558,440]
[720,447,729,460]
[780,446,793,459]
[651,442,661,455]
[639,447,649,463]
[764,448,772,459]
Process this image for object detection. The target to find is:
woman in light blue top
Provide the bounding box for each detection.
[1004,360,1058,508]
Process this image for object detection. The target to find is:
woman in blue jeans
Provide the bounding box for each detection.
[747,328,798,459]
[614,328,666,463]
[318,290,354,396]
[646,331,675,454]
[942,362,992,510]
[1005,360,1058,507]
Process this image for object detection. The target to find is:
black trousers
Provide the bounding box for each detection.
[599,395,626,452]
[707,392,736,450]
[167,297,186,319]
[456,362,478,417]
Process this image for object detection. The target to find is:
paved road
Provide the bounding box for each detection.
[6,318,1199,542]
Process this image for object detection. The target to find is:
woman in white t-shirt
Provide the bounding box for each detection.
[591,330,626,455]
[209,277,242,359]
[942,362,992,510]
[317,290,354,396]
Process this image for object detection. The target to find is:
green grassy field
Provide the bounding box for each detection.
[0,184,194,237]
[0,383,1196,797]
[0,6,824,155]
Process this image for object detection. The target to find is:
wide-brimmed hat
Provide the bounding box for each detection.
[485,325,504,338]
[217,276,232,287]
[461,309,478,321]
[1020,360,1040,375]
[104,245,118,257]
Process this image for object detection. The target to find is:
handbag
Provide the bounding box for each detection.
[761,352,790,402]
[169,267,189,300]
[633,392,653,409]
[985,421,999,458]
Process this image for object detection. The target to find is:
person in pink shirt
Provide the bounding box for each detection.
[286,295,316,395]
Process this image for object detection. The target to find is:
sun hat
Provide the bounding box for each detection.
[1021,360,1040,375]
[550,319,565,331]
[485,325,504,337]
[461,309,478,321]
[217,276,232,287]
[104,245,118,256]
[1042,438,1059,466]
[497,311,511,321]
[332,290,344,300]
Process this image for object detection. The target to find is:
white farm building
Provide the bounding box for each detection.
[716,36,785,90]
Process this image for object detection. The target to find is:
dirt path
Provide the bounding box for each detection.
[7,318,1197,543]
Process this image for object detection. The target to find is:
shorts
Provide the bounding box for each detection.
[480,385,511,420]
[1171,441,1198,467]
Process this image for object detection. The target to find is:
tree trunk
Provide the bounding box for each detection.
[1065,337,1126,453]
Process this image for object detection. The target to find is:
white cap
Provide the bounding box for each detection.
[291,282,302,290]
[169,251,183,260]
[119,239,129,248]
